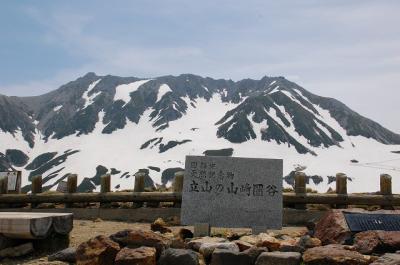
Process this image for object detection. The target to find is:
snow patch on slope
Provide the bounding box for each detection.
[157,84,172,102]
[82,79,102,109]
[53,105,62,112]
[114,79,151,106]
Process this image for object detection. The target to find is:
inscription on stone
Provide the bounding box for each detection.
[181,156,283,228]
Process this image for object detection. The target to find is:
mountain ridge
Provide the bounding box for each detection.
[0,72,399,193]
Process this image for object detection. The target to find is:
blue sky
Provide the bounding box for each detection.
[0,0,400,132]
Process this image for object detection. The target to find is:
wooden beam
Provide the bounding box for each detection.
[0,192,398,206]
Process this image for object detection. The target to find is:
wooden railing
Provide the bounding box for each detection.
[0,172,398,208]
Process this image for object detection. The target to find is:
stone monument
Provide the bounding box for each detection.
[181,156,283,229]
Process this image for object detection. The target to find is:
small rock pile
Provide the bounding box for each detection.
[49,210,400,265]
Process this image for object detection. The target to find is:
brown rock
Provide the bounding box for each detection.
[115,247,156,265]
[354,231,400,254]
[256,233,281,251]
[151,218,172,234]
[279,238,303,253]
[76,235,120,265]
[303,244,372,265]
[314,210,352,245]
[297,235,321,250]
[234,240,254,251]
[353,231,382,254]
[376,231,400,250]
[110,229,170,257]
[240,235,259,245]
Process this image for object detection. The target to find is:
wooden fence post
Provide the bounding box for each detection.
[294,171,306,209]
[100,174,111,208]
[173,171,184,207]
[65,174,77,208]
[133,172,145,208]
[0,176,8,194]
[67,174,78,193]
[380,174,393,210]
[31,175,42,208]
[336,173,348,209]
[100,174,111,193]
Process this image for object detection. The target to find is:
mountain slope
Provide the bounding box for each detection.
[0,73,399,193]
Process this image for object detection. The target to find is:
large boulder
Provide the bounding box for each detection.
[110,229,170,257]
[115,246,156,265]
[303,244,373,265]
[255,251,301,265]
[314,210,352,245]
[158,248,199,265]
[354,231,400,254]
[76,235,120,265]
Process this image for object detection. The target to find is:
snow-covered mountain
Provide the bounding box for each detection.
[1,73,399,193]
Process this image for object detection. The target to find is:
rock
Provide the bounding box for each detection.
[256,233,281,251]
[242,247,269,263]
[199,242,239,262]
[170,236,186,249]
[178,228,194,240]
[353,231,382,254]
[354,231,400,254]
[240,235,259,245]
[297,235,321,250]
[303,244,372,265]
[279,239,304,253]
[48,247,77,263]
[0,242,34,258]
[115,246,156,265]
[210,248,253,265]
[151,218,172,234]
[76,235,120,265]
[187,237,227,251]
[376,231,400,251]
[226,231,241,241]
[234,240,254,251]
[371,253,400,265]
[110,229,170,257]
[255,251,301,265]
[314,210,352,245]
[158,248,199,265]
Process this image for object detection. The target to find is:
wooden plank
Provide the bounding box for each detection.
[0,208,327,226]
[0,192,398,206]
